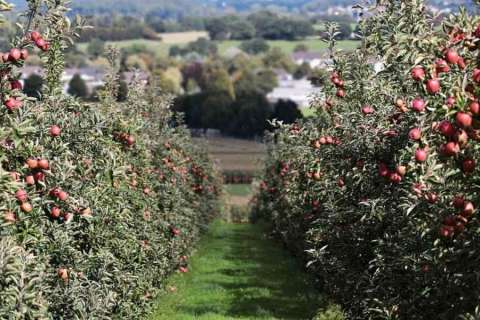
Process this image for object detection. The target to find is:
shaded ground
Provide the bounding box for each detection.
[149,220,343,320]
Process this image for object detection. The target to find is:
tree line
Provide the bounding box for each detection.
[76,11,355,43]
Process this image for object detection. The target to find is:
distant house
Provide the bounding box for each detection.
[273,69,293,82]
[326,6,355,17]
[223,47,244,59]
[291,51,332,69]
[267,70,318,108]
[20,66,149,95]
[62,67,106,94]
[122,71,150,86]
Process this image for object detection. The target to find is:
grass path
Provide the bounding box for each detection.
[149,220,342,320]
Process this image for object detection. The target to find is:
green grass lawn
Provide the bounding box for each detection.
[149,220,343,320]
[225,184,253,197]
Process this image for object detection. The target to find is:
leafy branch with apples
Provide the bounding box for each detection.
[254,1,480,319]
[0,1,220,319]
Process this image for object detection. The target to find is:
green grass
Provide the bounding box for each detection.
[149,220,342,320]
[225,184,253,197]
[78,39,171,57]
[77,36,359,58]
[218,39,358,55]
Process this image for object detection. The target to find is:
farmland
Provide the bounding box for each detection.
[77,32,359,57]
[193,136,266,174]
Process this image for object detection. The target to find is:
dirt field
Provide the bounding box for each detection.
[193,136,266,173]
[158,31,209,44]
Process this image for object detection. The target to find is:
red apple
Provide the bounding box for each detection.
[8,48,21,62]
[463,202,475,217]
[415,148,428,162]
[20,202,32,213]
[58,191,68,201]
[15,189,28,202]
[20,49,28,60]
[3,211,16,223]
[336,89,346,98]
[33,171,45,182]
[10,172,19,181]
[30,31,41,41]
[456,112,472,128]
[40,42,49,52]
[474,68,480,83]
[436,59,450,73]
[26,158,38,169]
[441,142,460,157]
[453,196,465,209]
[462,158,476,173]
[389,172,402,184]
[439,225,454,238]
[408,127,422,140]
[50,207,61,219]
[454,129,469,147]
[35,38,46,48]
[49,125,61,137]
[57,268,68,282]
[411,66,425,81]
[4,97,21,111]
[475,25,480,38]
[396,165,407,176]
[361,105,374,115]
[411,98,425,112]
[444,215,456,226]
[470,101,480,115]
[125,135,135,146]
[425,192,438,204]
[446,96,455,107]
[38,159,49,170]
[378,163,389,177]
[426,79,440,94]
[25,175,35,186]
[10,80,22,90]
[445,49,460,64]
[438,120,456,137]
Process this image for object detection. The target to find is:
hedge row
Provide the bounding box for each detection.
[0,1,220,319]
[254,2,480,319]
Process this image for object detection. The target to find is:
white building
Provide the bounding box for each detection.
[267,73,318,108]
[291,51,333,69]
[20,66,149,95]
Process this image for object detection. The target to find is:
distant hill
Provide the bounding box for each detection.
[6,0,477,16]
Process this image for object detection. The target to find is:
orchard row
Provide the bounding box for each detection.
[255,2,480,319]
[0,1,219,319]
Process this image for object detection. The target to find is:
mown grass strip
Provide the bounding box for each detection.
[149,220,343,320]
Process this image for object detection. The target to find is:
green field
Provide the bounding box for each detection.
[149,220,343,320]
[217,39,358,54]
[78,39,172,57]
[77,32,359,57]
